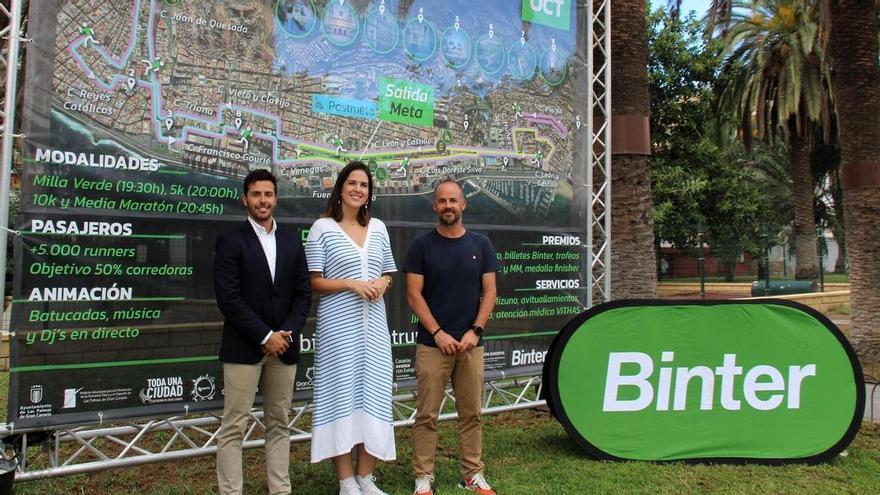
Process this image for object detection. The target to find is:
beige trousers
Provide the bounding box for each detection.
[217,356,296,495]
[412,344,485,479]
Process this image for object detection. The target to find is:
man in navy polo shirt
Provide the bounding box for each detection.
[404,179,499,495]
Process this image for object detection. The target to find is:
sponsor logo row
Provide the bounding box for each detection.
[21,373,219,419]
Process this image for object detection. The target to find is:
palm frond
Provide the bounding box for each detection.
[716,0,834,148]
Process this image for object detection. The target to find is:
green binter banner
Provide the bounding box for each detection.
[543,300,865,464]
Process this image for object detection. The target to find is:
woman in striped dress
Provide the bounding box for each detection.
[305,161,396,495]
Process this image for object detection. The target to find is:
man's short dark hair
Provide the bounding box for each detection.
[243,169,277,194]
[434,178,463,198]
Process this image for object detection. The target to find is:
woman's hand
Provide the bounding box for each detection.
[369,275,392,299]
[349,279,380,300]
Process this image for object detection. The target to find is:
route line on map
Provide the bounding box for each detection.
[66,0,565,170]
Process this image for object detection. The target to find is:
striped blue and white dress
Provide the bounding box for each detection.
[305,217,397,462]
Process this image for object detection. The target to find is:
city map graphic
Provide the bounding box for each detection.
[52,0,585,225]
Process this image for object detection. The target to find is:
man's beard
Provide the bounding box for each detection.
[438,210,460,226]
[249,206,273,222]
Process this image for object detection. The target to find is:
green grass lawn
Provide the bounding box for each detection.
[5,408,879,495]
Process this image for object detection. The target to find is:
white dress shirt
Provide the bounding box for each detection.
[247,216,277,345]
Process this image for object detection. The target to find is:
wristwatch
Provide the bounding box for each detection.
[470,325,483,337]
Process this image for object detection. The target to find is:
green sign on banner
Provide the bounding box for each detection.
[521,0,571,31]
[543,300,865,464]
[378,77,435,127]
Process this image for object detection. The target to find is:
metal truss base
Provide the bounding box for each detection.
[1,374,545,482]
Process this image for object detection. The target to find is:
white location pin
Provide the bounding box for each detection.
[127,77,136,90]
[234,117,242,129]
[503,157,509,166]
[575,116,581,130]
[379,4,385,15]
[165,118,173,131]
[418,13,424,23]
[463,120,469,130]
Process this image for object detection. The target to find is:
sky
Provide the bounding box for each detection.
[648,0,712,16]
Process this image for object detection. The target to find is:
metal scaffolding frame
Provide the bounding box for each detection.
[0,0,612,482]
[1,372,544,481]
[0,0,27,483]
[586,0,612,306]
[0,0,27,325]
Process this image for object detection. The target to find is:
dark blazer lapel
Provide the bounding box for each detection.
[273,228,288,286]
[241,221,273,284]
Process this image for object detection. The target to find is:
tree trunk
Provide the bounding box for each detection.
[790,136,819,280]
[611,156,657,298]
[843,190,880,360]
[832,229,846,273]
[610,0,656,299]
[830,166,848,273]
[827,0,880,362]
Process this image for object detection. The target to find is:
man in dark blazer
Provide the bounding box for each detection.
[213,169,311,495]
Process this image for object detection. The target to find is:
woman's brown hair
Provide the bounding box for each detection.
[322,161,373,226]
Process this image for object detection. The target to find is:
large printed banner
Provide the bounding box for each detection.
[10,0,591,428]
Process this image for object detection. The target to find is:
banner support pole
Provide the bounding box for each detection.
[0,0,26,329]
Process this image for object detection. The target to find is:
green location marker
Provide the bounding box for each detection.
[378,77,435,127]
[375,167,388,182]
[368,159,378,172]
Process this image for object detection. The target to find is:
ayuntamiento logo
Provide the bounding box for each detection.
[543,300,865,463]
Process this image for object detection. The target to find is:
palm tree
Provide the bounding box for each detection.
[821,0,880,361]
[715,0,832,280]
[669,0,879,358]
[611,0,657,298]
